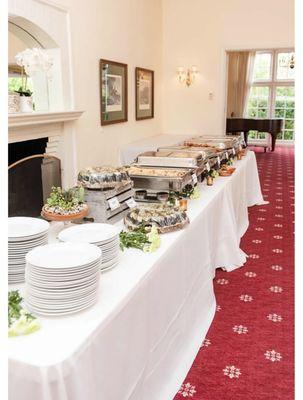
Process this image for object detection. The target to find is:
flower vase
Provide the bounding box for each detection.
[20,96,34,113]
[8,92,20,113]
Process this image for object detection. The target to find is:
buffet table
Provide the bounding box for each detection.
[9,151,265,400]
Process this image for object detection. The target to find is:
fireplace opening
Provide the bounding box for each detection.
[9,137,48,165]
[9,138,61,217]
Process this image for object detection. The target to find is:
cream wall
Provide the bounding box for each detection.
[57,0,163,169]
[161,0,294,136]
[8,31,27,64]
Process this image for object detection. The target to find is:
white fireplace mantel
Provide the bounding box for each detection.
[8,110,84,187]
[8,110,84,128]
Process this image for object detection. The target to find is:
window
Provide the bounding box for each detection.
[246,49,295,141]
[253,53,272,81]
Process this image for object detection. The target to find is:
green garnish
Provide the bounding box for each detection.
[8,290,40,337]
[120,225,161,253]
[207,169,218,178]
[178,184,195,199]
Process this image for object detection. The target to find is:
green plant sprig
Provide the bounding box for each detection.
[8,290,36,328]
[119,225,150,251]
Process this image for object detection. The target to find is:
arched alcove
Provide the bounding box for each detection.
[8,0,74,111]
[8,16,65,112]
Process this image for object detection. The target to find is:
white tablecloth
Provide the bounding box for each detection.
[9,151,265,400]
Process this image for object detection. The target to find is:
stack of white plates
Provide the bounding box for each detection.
[8,217,49,284]
[25,243,102,316]
[58,223,120,271]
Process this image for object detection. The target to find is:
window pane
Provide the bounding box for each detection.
[276,86,295,97]
[246,86,270,119]
[248,130,257,139]
[257,109,267,118]
[274,85,295,141]
[276,52,295,80]
[275,109,285,118]
[253,53,271,80]
[248,98,257,108]
[285,109,294,119]
[247,109,257,118]
[284,131,294,140]
[285,119,294,130]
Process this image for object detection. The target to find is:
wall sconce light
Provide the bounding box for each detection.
[289,53,295,69]
[177,65,198,87]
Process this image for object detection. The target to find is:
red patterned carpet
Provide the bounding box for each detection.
[174,146,294,400]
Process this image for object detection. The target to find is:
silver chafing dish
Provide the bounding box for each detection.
[157,145,224,168]
[127,165,199,192]
[135,150,205,168]
[182,136,242,155]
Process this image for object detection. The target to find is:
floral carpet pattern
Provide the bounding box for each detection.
[174,146,294,400]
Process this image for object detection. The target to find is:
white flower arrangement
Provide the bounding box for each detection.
[15,48,53,96]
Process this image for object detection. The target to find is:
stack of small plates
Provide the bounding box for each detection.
[8,217,49,284]
[58,223,120,271]
[25,243,102,316]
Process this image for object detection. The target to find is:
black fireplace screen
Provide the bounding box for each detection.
[9,155,61,217]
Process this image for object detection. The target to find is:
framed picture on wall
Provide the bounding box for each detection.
[100,59,128,125]
[135,67,154,120]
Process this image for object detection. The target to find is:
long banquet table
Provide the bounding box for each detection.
[9,151,266,400]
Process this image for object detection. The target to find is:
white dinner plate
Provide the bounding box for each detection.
[58,223,120,244]
[8,242,48,253]
[26,289,98,306]
[25,297,98,316]
[26,265,100,281]
[8,234,48,246]
[25,294,97,312]
[101,261,119,272]
[26,272,99,289]
[26,243,101,269]
[101,256,119,269]
[26,258,101,275]
[25,282,99,299]
[8,217,49,239]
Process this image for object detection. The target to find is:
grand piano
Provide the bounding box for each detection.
[226,118,284,151]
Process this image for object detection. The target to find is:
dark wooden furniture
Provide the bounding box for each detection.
[226,118,284,151]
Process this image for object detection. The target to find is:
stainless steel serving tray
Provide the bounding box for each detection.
[196,135,241,143]
[183,138,234,150]
[128,165,199,191]
[157,145,210,159]
[135,150,204,168]
[157,145,225,162]
[182,135,243,151]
